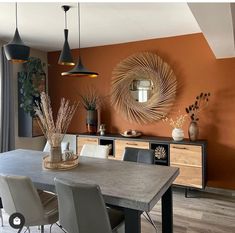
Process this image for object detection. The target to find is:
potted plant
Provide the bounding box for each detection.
[18,57,46,116]
[185,92,210,141]
[80,87,101,134]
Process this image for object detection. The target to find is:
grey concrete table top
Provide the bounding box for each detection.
[0,149,179,212]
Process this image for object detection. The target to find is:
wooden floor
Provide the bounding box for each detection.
[142,188,235,233]
[0,188,234,233]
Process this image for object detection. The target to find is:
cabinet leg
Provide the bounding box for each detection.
[185,187,202,198]
[185,188,189,198]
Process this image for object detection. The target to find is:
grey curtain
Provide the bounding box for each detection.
[0,46,15,152]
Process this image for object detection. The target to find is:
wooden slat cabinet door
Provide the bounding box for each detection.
[170,144,203,188]
[115,139,149,160]
[77,137,99,155]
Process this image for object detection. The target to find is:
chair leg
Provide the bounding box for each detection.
[40,225,44,233]
[50,224,53,233]
[0,209,3,227]
[56,222,67,233]
[23,227,30,233]
[143,212,158,232]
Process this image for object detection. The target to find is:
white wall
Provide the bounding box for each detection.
[13,48,48,150]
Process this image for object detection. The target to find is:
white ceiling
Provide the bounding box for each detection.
[0,2,201,52]
[189,3,235,58]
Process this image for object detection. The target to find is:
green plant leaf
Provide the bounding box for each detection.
[18,57,46,116]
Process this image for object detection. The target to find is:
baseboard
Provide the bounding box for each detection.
[205,186,235,197]
[173,186,235,197]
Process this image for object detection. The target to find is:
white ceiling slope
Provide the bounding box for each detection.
[0,2,201,52]
[0,2,234,59]
[188,3,235,59]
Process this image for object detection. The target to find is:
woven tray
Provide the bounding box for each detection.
[43,155,79,171]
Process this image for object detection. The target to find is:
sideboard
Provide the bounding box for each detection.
[77,133,207,190]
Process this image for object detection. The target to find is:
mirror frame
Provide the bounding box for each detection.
[111,52,177,124]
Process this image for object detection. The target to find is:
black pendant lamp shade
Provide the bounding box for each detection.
[4,3,30,63]
[62,3,98,77]
[58,29,74,65]
[58,5,74,66]
[61,56,98,77]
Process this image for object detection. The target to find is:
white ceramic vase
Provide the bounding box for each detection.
[172,128,184,141]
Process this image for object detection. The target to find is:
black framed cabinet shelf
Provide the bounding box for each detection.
[77,133,207,190]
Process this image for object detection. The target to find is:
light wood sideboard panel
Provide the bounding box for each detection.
[170,143,204,189]
[171,163,202,188]
[77,137,99,155]
[170,144,202,167]
[115,139,149,160]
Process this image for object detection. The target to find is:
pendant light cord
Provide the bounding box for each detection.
[64,9,67,29]
[15,2,18,28]
[78,2,81,51]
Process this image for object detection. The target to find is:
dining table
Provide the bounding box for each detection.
[0,149,179,233]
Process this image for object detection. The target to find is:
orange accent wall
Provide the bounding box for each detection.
[48,33,235,190]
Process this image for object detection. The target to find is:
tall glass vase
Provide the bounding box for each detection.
[86,110,98,134]
[49,133,63,162]
[50,146,62,162]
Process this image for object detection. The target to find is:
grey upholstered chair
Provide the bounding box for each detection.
[0,174,58,233]
[54,177,124,233]
[122,147,155,164]
[123,147,157,231]
[80,144,109,159]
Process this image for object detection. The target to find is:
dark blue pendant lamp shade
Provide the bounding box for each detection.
[4,3,30,63]
[61,3,98,77]
[58,6,74,66]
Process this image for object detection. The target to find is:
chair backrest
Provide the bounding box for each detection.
[43,134,77,154]
[123,147,155,164]
[0,174,45,226]
[54,178,112,233]
[80,144,109,159]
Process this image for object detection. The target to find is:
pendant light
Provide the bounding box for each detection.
[4,2,30,63]
[58,5,75,66]
[61,3,98,77]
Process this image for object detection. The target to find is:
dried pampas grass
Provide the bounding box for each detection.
[34,92,78,147]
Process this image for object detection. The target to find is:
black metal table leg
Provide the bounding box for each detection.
[124,208,142,233]
[162,186,173,233]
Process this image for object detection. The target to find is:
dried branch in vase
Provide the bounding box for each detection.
[162,111,187,129]
[79,87,102,111]
[185,92,210,121]
[34,92,78,147]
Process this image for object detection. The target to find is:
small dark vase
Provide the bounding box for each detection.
[86,110,98,134]
[188,121,199,141]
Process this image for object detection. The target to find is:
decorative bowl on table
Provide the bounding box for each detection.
[120,129,142,138]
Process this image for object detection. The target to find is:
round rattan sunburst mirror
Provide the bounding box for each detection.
[111,52,177,124]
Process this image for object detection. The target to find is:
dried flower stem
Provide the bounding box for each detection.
[163,111,187,129]
[186,92,210,121]
[34,92,78,147]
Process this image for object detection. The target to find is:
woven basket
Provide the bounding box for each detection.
[43,155,79,171]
